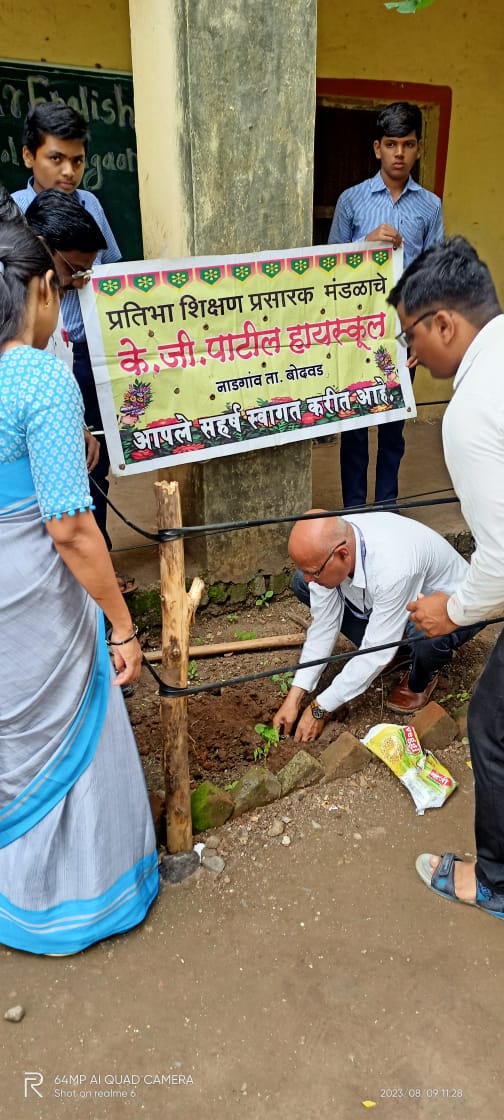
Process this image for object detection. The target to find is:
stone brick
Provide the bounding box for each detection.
[231,766,281,817]
[410,701,459,753]
[269,570,292,596]
[277,750,324,795]
[320,732,372,781]
[191,781,234,833]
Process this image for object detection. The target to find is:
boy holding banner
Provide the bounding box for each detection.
[329,102,444,510]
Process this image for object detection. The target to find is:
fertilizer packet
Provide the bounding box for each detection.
[361,723,457,815]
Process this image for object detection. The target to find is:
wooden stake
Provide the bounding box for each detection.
[143,632,305,662]
[154,480,204,853]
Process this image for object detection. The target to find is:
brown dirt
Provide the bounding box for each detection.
[128,593,494,797]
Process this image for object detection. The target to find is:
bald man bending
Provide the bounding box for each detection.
[273,509,481,742]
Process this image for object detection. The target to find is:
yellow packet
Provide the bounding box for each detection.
[362,723,457,815]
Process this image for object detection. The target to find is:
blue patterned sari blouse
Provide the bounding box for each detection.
[0,345,93,520]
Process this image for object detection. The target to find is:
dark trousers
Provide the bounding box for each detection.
[340,419,405,508]
[340,366,415,509]
[73,340,111,550]
[291,569,483,692]
[468,628,504,893]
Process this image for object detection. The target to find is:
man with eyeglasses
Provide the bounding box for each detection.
[388,236,504,920]
[272,509,481,742]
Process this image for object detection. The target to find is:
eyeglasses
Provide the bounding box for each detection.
[303,539,347,579]
[56,249,93,286]
[395,308,441,348]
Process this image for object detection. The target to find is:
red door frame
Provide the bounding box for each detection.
[316,79,452,198]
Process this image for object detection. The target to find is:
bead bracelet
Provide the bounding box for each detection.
[106,625,139,647]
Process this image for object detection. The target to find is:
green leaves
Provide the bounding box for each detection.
[272,671,294,697]
[253,723,280,761]
[385,0,435,12]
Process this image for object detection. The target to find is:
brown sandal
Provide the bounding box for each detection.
[115,572,137,595]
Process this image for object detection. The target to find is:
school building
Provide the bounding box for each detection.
[0,0,500,583]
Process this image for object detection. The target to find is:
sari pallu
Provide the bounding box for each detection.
[0,460,158,954]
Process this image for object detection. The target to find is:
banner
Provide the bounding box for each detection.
[79,242,414,476]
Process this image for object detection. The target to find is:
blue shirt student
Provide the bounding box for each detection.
[12,179,121,342]
[326,102,445,511]
[328,169,444,267]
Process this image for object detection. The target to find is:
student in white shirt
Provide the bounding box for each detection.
[273,510,481,741]
[389,235,504,920]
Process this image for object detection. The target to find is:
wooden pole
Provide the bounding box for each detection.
[143,632,305,662]
[154,480,204,853]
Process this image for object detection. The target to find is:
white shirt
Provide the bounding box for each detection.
[444,314,504,625]
[292,512,469,712]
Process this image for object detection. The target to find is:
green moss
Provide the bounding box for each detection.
[228,582,249,604]
[207,582,229,604]
[269,570,292,596]
[191,781,233,832]
[129,588,162,628]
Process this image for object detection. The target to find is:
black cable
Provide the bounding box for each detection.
[142,634,421,696]
[142,617,504,698]
[92,476,458,545]
[416,400,450,407]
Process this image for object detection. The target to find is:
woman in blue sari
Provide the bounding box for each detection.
[0,219,159,954]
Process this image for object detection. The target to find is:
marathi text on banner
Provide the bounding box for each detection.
[79,243,415,476]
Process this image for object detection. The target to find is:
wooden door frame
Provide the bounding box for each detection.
[316,78,452,198]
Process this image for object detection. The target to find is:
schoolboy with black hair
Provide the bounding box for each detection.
[375,101,423,143]
[328,100,444,511]
[21,102,90,172]
[12,104,121,557]
[25,187,107,280]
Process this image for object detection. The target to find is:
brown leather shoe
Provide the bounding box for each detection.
[387,671,439,714]
[381,647,412,676]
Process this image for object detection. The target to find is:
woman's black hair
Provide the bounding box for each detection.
[0,182,25,223]
[0,211,57,346]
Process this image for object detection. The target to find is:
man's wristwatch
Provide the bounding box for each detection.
[311,701,329,721]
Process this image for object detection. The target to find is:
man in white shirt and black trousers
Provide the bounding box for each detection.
[389,235,504,922]
[273,510,481,743]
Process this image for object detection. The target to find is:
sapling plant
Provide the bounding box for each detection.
[253,722,280,761]
[439,688,471,704]
[272,671,294,697]
[255,589,274,608]
[188,660,200,682]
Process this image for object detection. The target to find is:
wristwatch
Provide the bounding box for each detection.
[311,701,329,720]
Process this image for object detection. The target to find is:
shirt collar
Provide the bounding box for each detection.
[370,169,421,196]
[453,314,504,390]
[25,177,85,207]
[345,522,366,591]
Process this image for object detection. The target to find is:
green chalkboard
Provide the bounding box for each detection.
[0,59,143,261]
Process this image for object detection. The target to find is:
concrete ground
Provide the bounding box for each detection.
[2,757,502,1120]
[4,417,493,1120]
[107,417,467,590]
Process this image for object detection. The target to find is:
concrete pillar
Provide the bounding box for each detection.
[129,0,317,582]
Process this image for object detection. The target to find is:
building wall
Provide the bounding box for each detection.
[318,0,504,406]
[4,0,500,274]
[0,0,131,70]
[317,0,504,290]
[3,0,498,413]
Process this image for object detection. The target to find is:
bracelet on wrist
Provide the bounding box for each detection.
[106,625,139,647]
